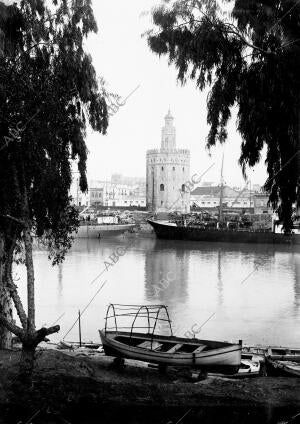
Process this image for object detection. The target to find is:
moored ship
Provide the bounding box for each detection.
[147,217,300,245]
[74,211,136,238]
[75,222,136,238]
[148,153,300,245]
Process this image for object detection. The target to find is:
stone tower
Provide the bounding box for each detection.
[146,110,190,213]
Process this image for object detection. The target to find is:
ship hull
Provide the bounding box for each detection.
[147,220,300,245]
[74,224,136,238]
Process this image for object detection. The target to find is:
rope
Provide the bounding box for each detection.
[62,280,107,340]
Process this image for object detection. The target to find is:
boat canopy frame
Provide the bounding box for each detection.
[104,303,173,347]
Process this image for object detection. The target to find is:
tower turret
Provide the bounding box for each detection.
[161,109,176,150]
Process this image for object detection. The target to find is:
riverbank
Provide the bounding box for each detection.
[1,348,300,423]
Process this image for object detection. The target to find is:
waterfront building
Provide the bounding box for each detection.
[84,178,146,208]
[89,187,104,207]
[70,176,146,209]
[146,110,190,213]
[253,192,273,214]
[190,185,254,209]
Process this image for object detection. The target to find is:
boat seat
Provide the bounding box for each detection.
[193,345,207,353]
[137,341,162,351]
[167,343,183,353]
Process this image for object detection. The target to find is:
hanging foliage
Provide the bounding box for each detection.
[0,0,108,379]
[147,0,300,230]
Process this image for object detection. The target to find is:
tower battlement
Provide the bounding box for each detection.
[146,149,190,155]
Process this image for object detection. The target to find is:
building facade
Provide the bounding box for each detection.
[190,186,254,209]
[89,179,146,208]
[70,176,146,208]
[253,192,272,214]
[146,111,190,213]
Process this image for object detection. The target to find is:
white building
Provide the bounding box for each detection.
[190,186,255,209]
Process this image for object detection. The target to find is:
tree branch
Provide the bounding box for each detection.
[158,7,271,56]
[35,325,60,343]
[44,325,60,336]
[0,214,26,227]
[14,41,57,65]
[0,314,24,338]
[222,22,269,54]
[7,276,28,330]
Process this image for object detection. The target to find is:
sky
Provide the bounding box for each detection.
[84,0,268,188]
[5,0,268,187]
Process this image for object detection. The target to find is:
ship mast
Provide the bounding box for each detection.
[152,168,155,212]
[249,179,252,211]
[219,153,224,223]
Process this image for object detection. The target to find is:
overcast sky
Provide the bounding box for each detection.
[84,0,268,188]
[6,0,268,187]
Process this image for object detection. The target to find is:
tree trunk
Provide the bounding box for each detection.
[19,340,36,384]
[0,288,12,349]
[297,107,300,215]
[24,228,35,333]
[0,234,12,349]
[18,326,60,384]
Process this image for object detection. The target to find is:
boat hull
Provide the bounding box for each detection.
[74,223,136,238]
[147,220,300,245]
[99,330,241,374]
[266,359,300,377]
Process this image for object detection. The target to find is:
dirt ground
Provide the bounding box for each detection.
[1,347,300,424]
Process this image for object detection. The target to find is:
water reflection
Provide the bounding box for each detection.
[144,241,189,303]
[293,253,300,310]
[217,249,223,307]
[58,264,63,298]
[142,239,300,344]
[16,237,300,346]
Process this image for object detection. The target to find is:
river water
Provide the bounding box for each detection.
[15,235,300,347]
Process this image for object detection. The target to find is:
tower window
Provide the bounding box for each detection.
[173,166,175,171]
[183,167,185,171]
[161,166,164,171]
[181,184,185,192]
[161,200,164,205]
[160,184,164,191]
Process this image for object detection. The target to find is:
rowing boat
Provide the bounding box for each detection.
[99,304,242,374]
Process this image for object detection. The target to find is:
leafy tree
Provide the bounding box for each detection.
[146,0,300,230]
[0,0,108,381]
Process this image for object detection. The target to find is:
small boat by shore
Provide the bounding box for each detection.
[208,356,261,379]
[58,340,102,350]
[265,346,300,377]
[238,357,261,376]
[99,304,242,374]
[266,359,300,377]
